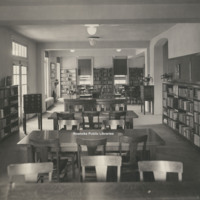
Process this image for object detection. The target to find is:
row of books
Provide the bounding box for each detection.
[194,124,200,135]
[94,81,113,85]
[61,81,75,85]
[178,124,194,141]
[179,113,194,128]
[10,100,18,105]
[10,87,18,96]
[61,73,73,78]
[194,134,200,147]
[167,97,178,108]
[167,109,178,120]
[0,89,10,99]
[0,99,9,108]
[178,99,193,113]
[0,109,4,118]
[194,112,200,124]
[0,118,7,129]
[61,77,76,81]
[61,69,76,74]
[194,89,200,100]
[194,101,200,112]
[167,118,178,130]
[178,87,194,99]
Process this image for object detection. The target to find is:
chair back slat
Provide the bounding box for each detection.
[103,119,125,130]
[81,155,121,182]
[82,111,100,129]
[138,160,183,181]
[7,162,53,183]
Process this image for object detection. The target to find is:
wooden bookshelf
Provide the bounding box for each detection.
[93,68,113,98]
[60,69,77,97]
[162,81,200,148]
[0,85,19,141]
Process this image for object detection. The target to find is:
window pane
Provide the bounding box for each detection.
[13,65,20,74]
[21,75,27,84]
[21,66,27,74]
[13,75,20,85]
[12,41,27,58]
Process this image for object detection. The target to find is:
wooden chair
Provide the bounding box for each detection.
[62,120,81,130]
[119,135,148,167]
[59,122,80,178]
[138,160,183,181]
[76,138,107,181]
[29,138,63,182]
[7,162,53,184]
[103,119,125,130]
[81,155,122,182]
[119,135,148,181]
[96,100,113,111]
[82,111,100,129]
[56,112,75,130]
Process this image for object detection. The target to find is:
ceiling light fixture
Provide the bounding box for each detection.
[70,49,75,53]
[88,36,100,46]
[116,49,122,52]
[85,24,99,36]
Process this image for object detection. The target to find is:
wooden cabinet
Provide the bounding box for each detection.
[0,85,19,141]
[140,85,154,115]
[23,94,42,135]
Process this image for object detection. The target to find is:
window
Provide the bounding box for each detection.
[12,41,27,58]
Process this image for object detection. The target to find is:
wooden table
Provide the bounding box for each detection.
[48,110,138,130]
[17,128,165,161]
[2,182,200,200]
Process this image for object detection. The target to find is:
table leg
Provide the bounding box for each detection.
[149,146,156,160]
[152,100,154,115]
[23,114,27,135]
[53,119,59,130]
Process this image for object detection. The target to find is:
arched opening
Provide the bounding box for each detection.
[154,38,168,115]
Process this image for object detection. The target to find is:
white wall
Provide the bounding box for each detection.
[150,23,200,114]
[50,49,137,69]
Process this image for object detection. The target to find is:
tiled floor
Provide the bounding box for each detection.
[1,100,200,183]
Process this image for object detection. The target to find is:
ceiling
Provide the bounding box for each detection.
[1,0,200,50]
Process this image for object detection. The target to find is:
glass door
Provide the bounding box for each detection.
[13,65,27,122]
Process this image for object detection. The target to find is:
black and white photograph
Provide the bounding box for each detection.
[1,0,200,199]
